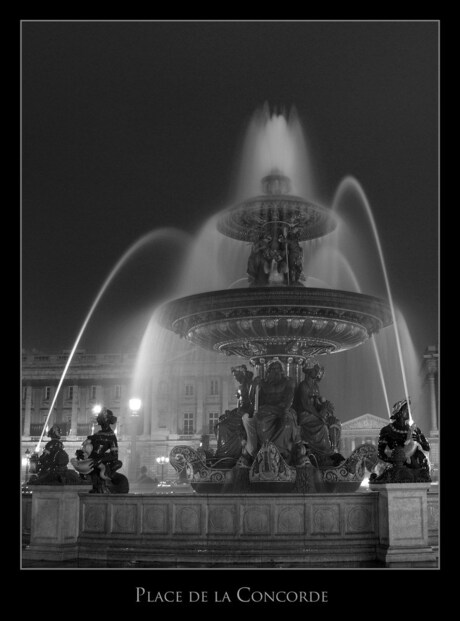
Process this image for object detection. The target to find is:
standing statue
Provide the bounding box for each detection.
[294,364,345,467]
[253,361,304,465]
[71,408,129,493]
[27,424,81,485]
[370,398,431,484]
[278,226,305,285]
[247,234,273,286]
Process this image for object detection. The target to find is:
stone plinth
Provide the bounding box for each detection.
[369,483,437,567]
[22,485,91,563]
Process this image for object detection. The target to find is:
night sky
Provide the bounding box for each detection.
[21,21,438,358]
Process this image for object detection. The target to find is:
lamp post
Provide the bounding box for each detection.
[156,456,169,486]
[129,398,142,482]
[22,449,31,486]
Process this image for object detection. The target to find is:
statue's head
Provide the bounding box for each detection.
[47,424,62,439]
[231,365,248,383]
[96,407,117,427]
[303,362,324,380]
[390,398,410,423]
[266,360,285,383]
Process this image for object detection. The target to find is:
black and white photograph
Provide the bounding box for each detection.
[20,19,440,609]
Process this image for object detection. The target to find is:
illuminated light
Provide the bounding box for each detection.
[129,397,142,413]
[92,404,103,415]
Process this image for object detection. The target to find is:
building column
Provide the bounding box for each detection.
[221,379,229,413]
[48,386,57,428]
[196,379,204,435]
[426,359,438,436]
[69,385,79,437]
[23,385,32,436]
[119,383,129,439]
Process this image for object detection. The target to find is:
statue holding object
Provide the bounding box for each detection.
[369,398,431,484]
[27,424,81,486]
[71,407,129,493]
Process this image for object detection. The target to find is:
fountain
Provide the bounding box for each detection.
[23,107,438,568]
[158,164,393,493]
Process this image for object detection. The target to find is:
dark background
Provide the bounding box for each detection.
[22,20,438,359]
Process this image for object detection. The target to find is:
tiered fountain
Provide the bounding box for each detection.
[159,169,393,493]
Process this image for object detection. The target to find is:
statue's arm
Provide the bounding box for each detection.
[415,428,430,451]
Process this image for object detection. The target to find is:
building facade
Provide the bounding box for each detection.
[21,346,439,483]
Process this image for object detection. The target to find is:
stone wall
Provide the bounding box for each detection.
[76,492,380,567]
[22,486,439,568]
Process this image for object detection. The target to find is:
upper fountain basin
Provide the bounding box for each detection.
[158,286,392,364]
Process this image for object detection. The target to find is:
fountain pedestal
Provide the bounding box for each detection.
[23,485,91,562]
[370,482,437,567]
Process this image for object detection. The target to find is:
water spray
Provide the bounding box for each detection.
[34,228,189,454]
[333,177,414,423]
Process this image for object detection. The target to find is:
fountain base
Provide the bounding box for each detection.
[170,442,378,494]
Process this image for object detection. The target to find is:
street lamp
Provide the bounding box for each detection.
[91,404,103,434]
[22,449,31,486]
[156,456,169,486]
[129,398,142,482]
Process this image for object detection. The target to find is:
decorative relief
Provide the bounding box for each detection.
[242,506,270,534]
[345,505,373,533]
[276,506,304,534]
[112,504,137,534]
[341,414,389,430]
[143,505,168,534]
[311,504,340,534]
[208,506,236,534]
[83,504,107,533]
[174,505,201,534]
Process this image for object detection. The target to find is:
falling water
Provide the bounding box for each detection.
[332,176,414,422]
[308,242,392,416]
[35,227,191,452]
[234,104,317,201]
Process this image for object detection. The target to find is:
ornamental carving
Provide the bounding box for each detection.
[143,506,168,533]
[312,505,340,534]
[208,506,235,533]
[242,507,270,533]
[84,505,106,532]
[277,506,304,534]
[174,505,201,533]
[112,505,136,533]
[346,506,373,533]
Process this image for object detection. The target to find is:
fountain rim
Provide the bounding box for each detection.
[158,286,393,328]
[216,193,337,242]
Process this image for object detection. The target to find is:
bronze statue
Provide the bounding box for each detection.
[71,408,129,493]
[253,361,304,465]
[28,424,81,485]
[370,398,431,484]
[213,365,254,464]
[247,234,273,286]
[278,226,305,285]
[295,364,344,467]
